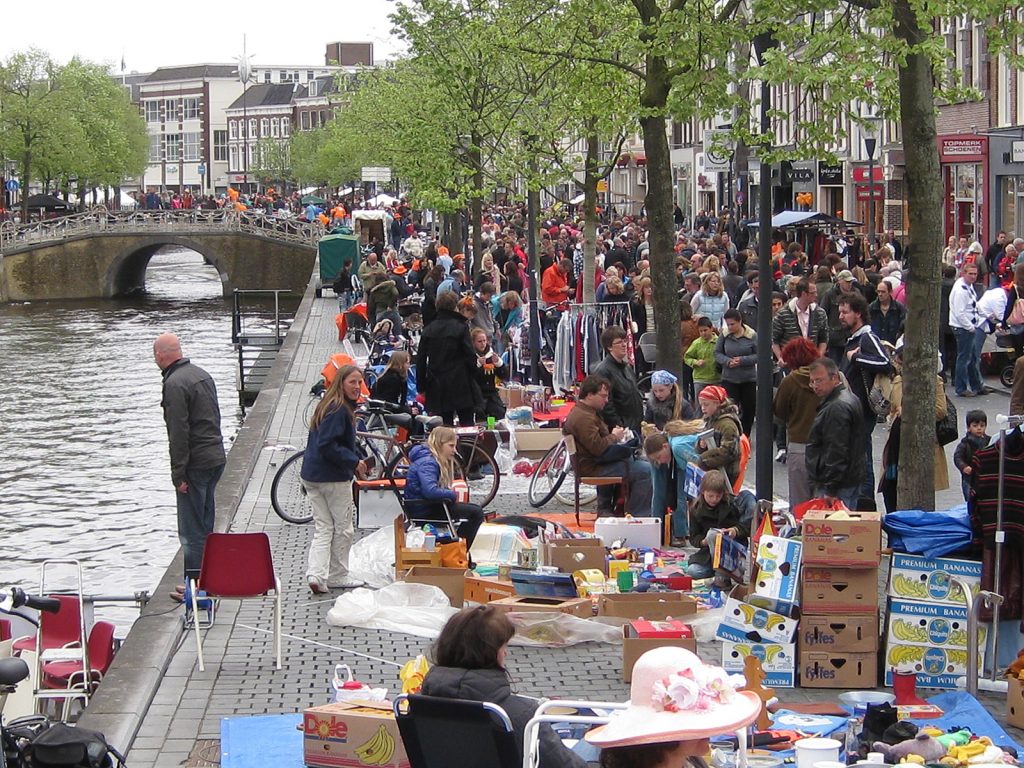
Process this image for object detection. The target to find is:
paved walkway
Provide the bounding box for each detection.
[81,287,1022,767]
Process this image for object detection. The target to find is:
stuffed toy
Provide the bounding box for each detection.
[872,733,947,763]
[1006,649,1024,680]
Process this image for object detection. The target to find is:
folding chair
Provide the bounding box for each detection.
[11,595,82,657]
[188,533,282,672]
[563,434,628,526]
[41,620,116,721]
[394,693,518,768]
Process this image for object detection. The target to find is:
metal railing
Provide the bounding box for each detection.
[0,207,324,253]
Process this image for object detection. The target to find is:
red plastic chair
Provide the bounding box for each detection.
[189,532,282,672]
[41,620,116,721]
[11,595,83,656]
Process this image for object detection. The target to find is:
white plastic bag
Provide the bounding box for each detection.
[687,607,725,643]
[347,524,396,588]
[332,664,388,703]
[508,613,623,647]
[326,582,457,638]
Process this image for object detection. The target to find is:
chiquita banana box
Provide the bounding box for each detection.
[886,553,982,607]
[721,642,796,687]
[883,598,987,689]
[303,702,409,768]
[716,589,798,644]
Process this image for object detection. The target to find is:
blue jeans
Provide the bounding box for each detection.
[650,463,689,538]
[177,463,225,582]
[686,560,714,579]
[815,483,860,510]
[593,458,653,518]
[953,326,983,395]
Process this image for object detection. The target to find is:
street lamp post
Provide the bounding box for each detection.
[863,115,881,254]
[753,31,777,503]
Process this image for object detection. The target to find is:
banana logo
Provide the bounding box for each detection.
[355,724,396,766]
[891,619,928,643]
[731,644,784,663]
[734,603,785,632]
[892,573,928,599]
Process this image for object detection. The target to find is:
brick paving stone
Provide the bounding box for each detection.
[123,290,1024,764]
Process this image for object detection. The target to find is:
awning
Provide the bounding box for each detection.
[338,186,354,196]
[746,210,862,228]
[569,193,586,205]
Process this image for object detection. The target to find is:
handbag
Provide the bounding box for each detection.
[936,392,958,446]
[438,539,468,569]
[1009,297,1024,327]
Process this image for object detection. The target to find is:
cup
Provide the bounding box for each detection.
[487,416,496,429]
[794,739,842,768]
[616,569,635,592]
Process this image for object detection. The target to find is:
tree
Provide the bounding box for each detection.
[251,136,292,191]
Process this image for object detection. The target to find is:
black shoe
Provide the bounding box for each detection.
[467,469,484,481]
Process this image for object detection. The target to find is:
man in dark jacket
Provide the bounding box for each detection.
[867,279,906,346]
[417,292,482,426]
[154,333,226,597]
[591,326,644,434]
[806,357,865,509]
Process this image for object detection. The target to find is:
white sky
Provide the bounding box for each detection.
[0,2,404,74]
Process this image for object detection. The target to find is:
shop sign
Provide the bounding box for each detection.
[855,184,884,201]
[703,129,732,172]
[852,166,883,182]
[1013,141,1024,164]
[818,162,843,185]
[940,137,985,159]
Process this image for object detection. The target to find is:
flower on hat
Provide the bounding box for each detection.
[651,666,737,713]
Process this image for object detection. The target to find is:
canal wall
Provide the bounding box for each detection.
[77,277,318,750]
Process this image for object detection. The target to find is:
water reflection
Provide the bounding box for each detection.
[0,246,294,630]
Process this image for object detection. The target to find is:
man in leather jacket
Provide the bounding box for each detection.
[591,326,644,434]
[806,357,864,509]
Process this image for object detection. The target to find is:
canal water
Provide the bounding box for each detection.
[0,247,294,631]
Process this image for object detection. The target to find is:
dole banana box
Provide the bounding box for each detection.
[717,587,798,644]
[721,642,796,687]
[886,553,982,607]
[801,511,881,567]
[303,701,409,768]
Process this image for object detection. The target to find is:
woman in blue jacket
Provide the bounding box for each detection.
[301,364,367,594]
[643,419,704,545]
[405,427,485,567]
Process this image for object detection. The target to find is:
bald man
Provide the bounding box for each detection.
[154,333,226,599]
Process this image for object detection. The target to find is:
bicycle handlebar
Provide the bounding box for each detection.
[0,587,62,614]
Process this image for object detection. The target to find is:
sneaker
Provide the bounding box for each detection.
[308,578,330,595]
[328,576,365,589]
[774,448,787,464]
[670,537,688,548]
[467,469,484,481]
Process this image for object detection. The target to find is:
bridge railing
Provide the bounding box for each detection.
[0,207,324,253]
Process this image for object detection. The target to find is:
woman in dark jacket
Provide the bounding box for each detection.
[420,606,586,768]
[370,351,412,412]
[416,291,482,426]
[421,264,445,326]
[301,365,367,594]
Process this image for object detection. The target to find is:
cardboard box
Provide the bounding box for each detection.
[499,385,526,408]
[1008,678,1024,728]
[800,567,878,614]
[544,538,607,574]
[887,553,982,607]
[801,511,882,567]
[886,599,987,651]
[717,587,798,644]
[354,482,405,529]
[754,536,802,603]
[490,595,592,618]
[463,575,516,604]
[594,517,662,549]
[622,623,697,682]
[630,619,692,638]
[597,592,698,621]
[514,428,562,458]
[882,644,975,689]
[303,701,409,768]
[401,566,467,608]
[799,614,879,653]
[722,642,796,688]
[799,650,878,688]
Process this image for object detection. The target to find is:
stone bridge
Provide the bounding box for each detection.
[0,209,323,302]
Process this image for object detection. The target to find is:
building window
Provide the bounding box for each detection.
[166,134,181,162]
[248,118,257,139]
[300,111,310,131]
[145,101,160,123]
[183,132,201,161]
[214,130,228,162]
[309,80,318,98]
[247,144,255,167]
[148,134,161,162]
[306,70,315,82]
[229,120,238,140]
[260,118,270,136]
[165,99,178,121]
[281,118,290,137]
[229,145,238,172]
[182,97,200,120]
[280,70,293,83]
[263,70,272,83]
[271,119,279,138]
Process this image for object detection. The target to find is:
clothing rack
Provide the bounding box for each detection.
[990,413,1023,679]
[552,302,635,393]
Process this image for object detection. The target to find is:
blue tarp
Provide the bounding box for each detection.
[920,690,1022,752]
[221,713,303,768]
[882,505,973,558]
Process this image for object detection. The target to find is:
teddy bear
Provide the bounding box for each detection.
[1005,648,1024,680]
[872,733,947,764]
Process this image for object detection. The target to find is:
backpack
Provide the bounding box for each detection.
[22,723,124,768]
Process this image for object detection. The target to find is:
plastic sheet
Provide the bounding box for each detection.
[507,613,623,647]
[326,582,457,638]
[347,525,397,589]
[882,505,972,558]
[687,607,725,643]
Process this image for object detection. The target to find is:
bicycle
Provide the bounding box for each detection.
[526,435,597,508]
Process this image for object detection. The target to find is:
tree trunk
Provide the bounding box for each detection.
[583,131,600,305]
[470,134,484,271]
[893,0,942,510]
[20,153,31,221]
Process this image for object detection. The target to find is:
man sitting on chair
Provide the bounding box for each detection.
[563,375,653,516]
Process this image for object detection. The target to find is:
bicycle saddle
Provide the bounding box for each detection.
[383,412,415,429]
[0,656,29,687]
[417,415,444,429]
[364,399,399,413]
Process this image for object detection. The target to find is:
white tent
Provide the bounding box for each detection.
[368,193,399,207]
[569,193,586,205]
[70,189,138,209]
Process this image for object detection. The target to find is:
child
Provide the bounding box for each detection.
[682,316,720,400]
[685,469,748,582]
[954,409,991,502]
[644,419,704,545]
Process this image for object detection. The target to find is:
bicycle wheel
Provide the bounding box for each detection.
[270,451,313,524]
[527,441,569,508]
[302,395,321,428]
[556,470,598,506]
[460,443,500,507]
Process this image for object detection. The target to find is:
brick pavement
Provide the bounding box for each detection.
[103,289,1021,767]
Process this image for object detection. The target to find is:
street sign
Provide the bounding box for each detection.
[197,164,207,176]
[5,179,19,191]
[703,129,732,172]
[597,179,608,192]
[361,166,392,182]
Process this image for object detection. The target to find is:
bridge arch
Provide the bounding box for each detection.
[104,236,229,296]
